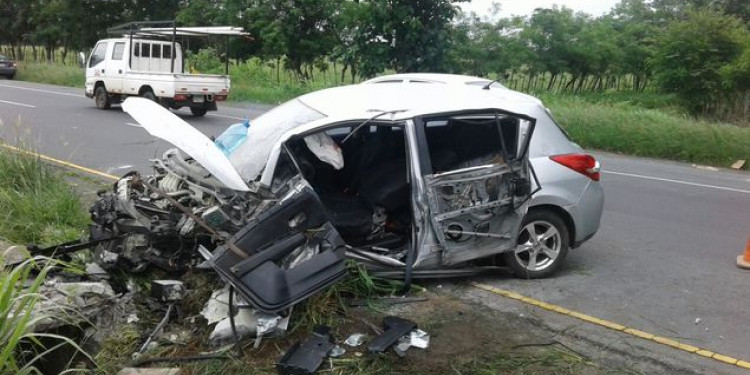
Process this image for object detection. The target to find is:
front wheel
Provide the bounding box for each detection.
[503,209,569,279]
[95,86,111,109]
[190,107,207,117]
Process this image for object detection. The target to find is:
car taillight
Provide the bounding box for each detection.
[550,154,601,181]
[173,94,188,101]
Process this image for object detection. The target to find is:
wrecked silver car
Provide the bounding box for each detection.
[88,84,538,313]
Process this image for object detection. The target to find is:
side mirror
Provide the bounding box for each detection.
[78,52,87,68]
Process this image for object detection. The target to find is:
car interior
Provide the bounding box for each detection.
[285,122,412,256]
[280,114,521,259]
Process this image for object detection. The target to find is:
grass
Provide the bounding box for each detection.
[0,144,89,246]
[0,259,91,374]
[15,61,85,89]
[546,95,750,168]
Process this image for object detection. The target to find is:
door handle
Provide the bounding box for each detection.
[118,69,122,74]
[101,69,105,73]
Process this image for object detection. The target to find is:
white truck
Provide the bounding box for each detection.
[85,23,248,116]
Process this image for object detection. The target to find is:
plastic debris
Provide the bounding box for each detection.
[344,333,366,347]
[394,329,430,356]
[329,345,346,358]
[368,316,417,353]
[277,326,334,375]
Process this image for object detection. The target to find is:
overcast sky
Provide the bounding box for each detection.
[460,0,622,18]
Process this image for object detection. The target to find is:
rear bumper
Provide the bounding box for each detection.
[567,180,604,247]
[0,67,16,76]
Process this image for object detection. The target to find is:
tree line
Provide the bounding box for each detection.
[1,0,750,120]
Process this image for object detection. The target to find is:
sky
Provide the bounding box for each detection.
[460,0,622,18]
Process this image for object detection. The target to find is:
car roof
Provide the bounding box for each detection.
[296,83,541,122]
[363,73,498,85]
[362,73,543,106]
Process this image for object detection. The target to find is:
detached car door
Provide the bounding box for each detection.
[416,110,536,265]
[209,148,348,313]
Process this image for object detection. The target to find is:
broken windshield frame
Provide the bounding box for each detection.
[229,99,327,184]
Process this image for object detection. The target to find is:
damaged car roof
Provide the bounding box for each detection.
[229,84,542,185]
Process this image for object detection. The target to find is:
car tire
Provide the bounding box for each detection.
[503,209,569,279]
[190,107,207,117]
[7,73,14,80]
[95,86,111,109]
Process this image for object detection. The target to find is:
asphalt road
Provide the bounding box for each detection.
[2,79,749,372]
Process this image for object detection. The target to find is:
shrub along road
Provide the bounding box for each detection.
[1,79,749,374]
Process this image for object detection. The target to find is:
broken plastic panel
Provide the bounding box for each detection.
[368,316,417,353]
[276,326,334,375]
[209,187,348,313]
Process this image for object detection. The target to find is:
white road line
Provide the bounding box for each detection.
[604,170,750,195]
[208,113,244,121]
[125,122,142,128]
[0,99,36,108]
[0,83,83,98]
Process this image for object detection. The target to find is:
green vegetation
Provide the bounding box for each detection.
[0,259,90,374]
[547,95,750,167]
[15,61,84,88]
[0,145,89,246]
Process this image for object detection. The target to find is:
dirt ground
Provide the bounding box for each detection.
[129,286,637,375]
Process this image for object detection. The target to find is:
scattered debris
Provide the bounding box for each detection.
[85,262,110,280]
[2,244,29,266]
[139,303,176,354]
[35,280,116,331]
[344,333,366,347]
[277,326,335,375]
[694,317,702,325]
[731,160,746,170]
[151,280,186,302]
[329,345,346,358]
[368,316,417,353]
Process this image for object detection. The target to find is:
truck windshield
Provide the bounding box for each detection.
[229,99,326,182]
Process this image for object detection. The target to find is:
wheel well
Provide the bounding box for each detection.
[94,81,105,90]
[138,86,153,96]
[527,205,576,247]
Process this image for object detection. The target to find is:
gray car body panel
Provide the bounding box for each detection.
[361,74,604,247]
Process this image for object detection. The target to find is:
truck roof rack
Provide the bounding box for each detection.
[107,21,250,38]
[106,20,251,75]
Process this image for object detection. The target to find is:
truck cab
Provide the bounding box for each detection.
[85,25,243,116]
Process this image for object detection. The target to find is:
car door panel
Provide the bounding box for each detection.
[209,186,347,313]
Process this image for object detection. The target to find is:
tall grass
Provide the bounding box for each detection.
[548,96,750,167]
[0,259,91,374]
[0,145,89,246]
[15,62,85,88]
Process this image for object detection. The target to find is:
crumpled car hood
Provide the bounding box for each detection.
[122,97,250,191]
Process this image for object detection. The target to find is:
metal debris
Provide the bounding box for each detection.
[151,280,186,302]
[344,333,366,347]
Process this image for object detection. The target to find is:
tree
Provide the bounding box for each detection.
[651,9,750,115]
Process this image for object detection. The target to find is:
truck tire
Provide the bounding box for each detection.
[141,90,157,102]
[95,86,111,109]
[190,107,208,117]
